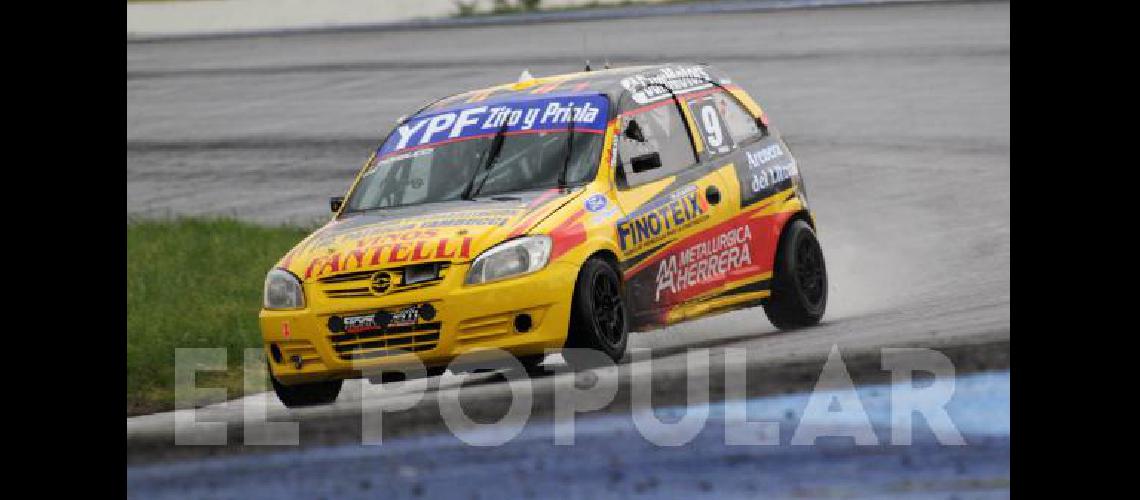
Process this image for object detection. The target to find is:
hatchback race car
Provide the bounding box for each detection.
[260,63,827,407]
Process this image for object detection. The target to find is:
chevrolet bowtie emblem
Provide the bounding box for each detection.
[370,271,392,295]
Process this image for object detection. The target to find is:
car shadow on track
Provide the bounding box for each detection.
[413,322,824,393]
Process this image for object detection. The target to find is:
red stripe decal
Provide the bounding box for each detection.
[548,209,587,262]
[526,188,561,209]
[509,192,563,237]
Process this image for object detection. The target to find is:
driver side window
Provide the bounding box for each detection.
[616,100,697,188]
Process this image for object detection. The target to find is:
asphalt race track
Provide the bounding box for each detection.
[127,1,1010,497]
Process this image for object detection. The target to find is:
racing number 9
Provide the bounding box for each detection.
[701,105,724,149]
[690,98,734,155]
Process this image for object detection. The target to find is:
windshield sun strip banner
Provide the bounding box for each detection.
[379,94,610,159]
[376,128,604,163]
[619,65,721,105]
[619,85,741,118]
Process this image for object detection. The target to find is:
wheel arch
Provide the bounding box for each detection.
[770,208,816,268]
[783,208,815,232]
[584,248,622,276]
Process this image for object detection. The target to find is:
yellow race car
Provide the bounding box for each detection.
[260,63,827,407]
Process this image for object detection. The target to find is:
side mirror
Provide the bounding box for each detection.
[624,120,646,142]
[630,152,662,173]
[330,196,344,213]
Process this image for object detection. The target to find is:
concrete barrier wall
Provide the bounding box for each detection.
[127,0,674,36]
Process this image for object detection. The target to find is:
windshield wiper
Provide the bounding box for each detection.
[557,103,575,189]
[462,123,510,200]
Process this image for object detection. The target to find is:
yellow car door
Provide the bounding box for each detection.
[608,93,739,329]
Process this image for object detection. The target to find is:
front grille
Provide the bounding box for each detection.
[325,287,372,299]
[318,263,451,299]
[457,313,513,343]
[330,321,442,361]
[319,270,375,284]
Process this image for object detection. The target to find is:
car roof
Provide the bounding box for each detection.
[415,62,731,117]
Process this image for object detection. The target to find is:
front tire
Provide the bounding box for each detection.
[764,219,828,329]
[270,372,342,408]
[563,257,629,366]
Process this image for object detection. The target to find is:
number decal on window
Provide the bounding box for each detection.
[701,105,724,149]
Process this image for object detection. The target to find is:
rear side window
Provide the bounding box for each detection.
[687,91,763,156]
[616,100,697,187]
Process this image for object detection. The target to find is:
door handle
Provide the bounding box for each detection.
[705,185,721,206]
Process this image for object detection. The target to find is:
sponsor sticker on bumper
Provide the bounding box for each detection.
[342,305,421,333]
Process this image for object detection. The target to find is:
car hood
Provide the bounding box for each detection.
[277,188,582,283]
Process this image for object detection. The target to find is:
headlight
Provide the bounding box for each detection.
[466,236,552,285]
[263,269,305,309]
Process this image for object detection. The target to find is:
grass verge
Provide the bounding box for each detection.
[127,217,310,416]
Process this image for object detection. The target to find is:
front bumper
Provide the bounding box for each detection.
[259,261,578,385]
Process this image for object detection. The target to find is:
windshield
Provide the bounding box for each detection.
[345,94,609,212]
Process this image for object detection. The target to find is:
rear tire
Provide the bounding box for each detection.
[270,372,342,408]
[764,219,828,329]
[563,257,629,366]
